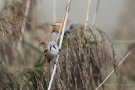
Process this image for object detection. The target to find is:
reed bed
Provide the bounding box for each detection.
[0,23,119,90]
[0,0,122,90]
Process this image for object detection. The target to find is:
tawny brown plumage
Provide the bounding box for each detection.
[39,19,74,45]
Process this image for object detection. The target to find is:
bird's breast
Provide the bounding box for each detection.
[45,48,59,60]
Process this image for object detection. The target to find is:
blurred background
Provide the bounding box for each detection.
[0,0,135,90]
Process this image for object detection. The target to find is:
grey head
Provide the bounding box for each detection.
[48,41,58,51]
[69,21,74,29]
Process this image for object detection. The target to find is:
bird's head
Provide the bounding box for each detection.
[69,21,74,29]
[48,41,58,51]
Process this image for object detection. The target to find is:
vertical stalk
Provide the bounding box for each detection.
[47,0,72,90]
[84,0,92,30]
[91,0,100,28]
[83,0,92,39]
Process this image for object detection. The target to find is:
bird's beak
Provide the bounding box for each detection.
[50,46,56,50]
[53,45,56,49]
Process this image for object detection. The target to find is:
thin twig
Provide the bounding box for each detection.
[95,52,130,90]
[47,0,72,90]
[84,0,92,30]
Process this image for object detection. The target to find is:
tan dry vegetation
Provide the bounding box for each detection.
[1,0,134,90]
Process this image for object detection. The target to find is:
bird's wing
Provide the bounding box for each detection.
[51,22,62,26]
[51,20,62,26]
[44,49,48,55]
[51,19,70,26]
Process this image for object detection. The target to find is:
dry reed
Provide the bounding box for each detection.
[0,24,119,90]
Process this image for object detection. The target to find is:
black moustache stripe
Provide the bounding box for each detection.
[50,46,51,51]
[53,46,56,49]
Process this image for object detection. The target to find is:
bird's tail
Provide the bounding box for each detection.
[39,29,53,46]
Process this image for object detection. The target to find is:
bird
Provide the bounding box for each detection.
[39,19,74,46]
[43,41,60,79]
[44,41,59,63]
